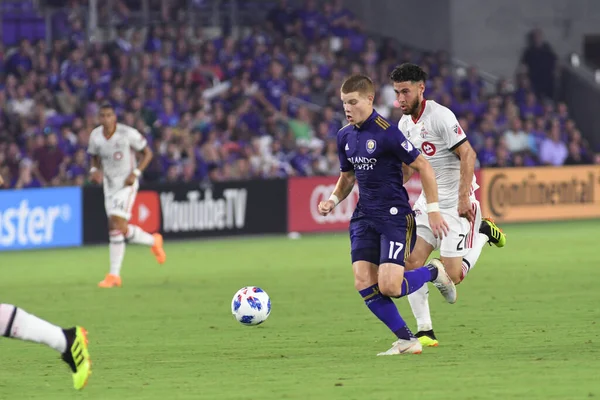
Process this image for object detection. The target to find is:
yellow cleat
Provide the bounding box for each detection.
[415,331,439,347]
[480,218,506,248]
[61,326,92,390]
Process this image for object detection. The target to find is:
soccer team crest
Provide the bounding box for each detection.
[366,139,376,154]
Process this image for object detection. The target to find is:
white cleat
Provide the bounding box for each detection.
[377,338,423,356]
[430,258,457,304]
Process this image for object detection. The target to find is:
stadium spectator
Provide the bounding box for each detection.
[520,28,558,101]
[0,1,593,189]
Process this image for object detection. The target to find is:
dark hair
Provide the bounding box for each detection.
[340,74,375,95]
[99,101,114,111]
[389,63,428,83]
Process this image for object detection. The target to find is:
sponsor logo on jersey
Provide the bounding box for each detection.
[347,156,377,170]
[421,142,436,156]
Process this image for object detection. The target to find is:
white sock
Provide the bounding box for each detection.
[461,233,489,281]
[408,284,432,332]
[126,225,155,246]
[109,230,126,276]
[0,304,67,353]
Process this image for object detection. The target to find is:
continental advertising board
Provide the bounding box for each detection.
[480,166,600,223]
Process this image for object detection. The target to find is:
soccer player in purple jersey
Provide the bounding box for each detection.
[318,75,457,355]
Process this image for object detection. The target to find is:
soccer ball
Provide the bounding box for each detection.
[231,286,271,326]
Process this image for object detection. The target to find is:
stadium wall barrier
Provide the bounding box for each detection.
[82,179,288,244]
[0,187,83,251]
[286,172,483,233]
[479,166,600,223]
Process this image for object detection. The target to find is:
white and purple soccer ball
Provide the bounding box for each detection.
[231,286,271,326]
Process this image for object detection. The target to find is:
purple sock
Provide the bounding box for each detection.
[398,266,436,297]
[359,284,414,340]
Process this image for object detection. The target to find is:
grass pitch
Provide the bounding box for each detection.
[1,220,599,399]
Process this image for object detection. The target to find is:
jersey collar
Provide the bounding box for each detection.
[355,109,379,131]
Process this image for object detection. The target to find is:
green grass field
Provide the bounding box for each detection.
[1,220,600,399]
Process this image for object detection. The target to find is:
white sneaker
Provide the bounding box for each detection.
[377,338,423,356]
[430,258,457,304]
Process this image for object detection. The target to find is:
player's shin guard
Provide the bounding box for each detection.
[359,285,414,340]
[0,304,67,353]
[109,230,126,276]
[408,284,433,332]
[460,233,488,281]
[126,225,155,246]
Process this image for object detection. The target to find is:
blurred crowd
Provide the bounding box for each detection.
[0,0,598,190]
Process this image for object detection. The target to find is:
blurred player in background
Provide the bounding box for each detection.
[0,302,91,390]
[88,102,166,288]
[318,74,456,356]
[391,63,507,346]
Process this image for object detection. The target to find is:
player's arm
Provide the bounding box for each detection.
[332,170,356,203]
[402,163,415,184]
[88,155,102,184]
[407,154,438,205]
[318,170,355,216]
[453,140,477,222]
[125,129,153,185]
[136,146,153,174]
[439,108,476,222]
[90,154,101,170]
[319,133,355,215]
[407,155,449,238]
[87,134,103,184]
[393,131,448,238]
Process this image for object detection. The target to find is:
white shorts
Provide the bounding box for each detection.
[413,198,482,258]
[104,185,137,221]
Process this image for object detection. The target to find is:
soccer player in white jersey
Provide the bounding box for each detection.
[390,64,506,346]
[88,102,166,288]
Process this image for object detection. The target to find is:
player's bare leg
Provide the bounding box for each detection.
[0,304,91,390]
[439,256,464,284]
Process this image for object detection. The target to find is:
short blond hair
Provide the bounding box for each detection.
[340,74,375,96]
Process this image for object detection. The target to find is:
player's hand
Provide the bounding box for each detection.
[124,173,137,186]
[318,200,336,216]
[90,170,103,184]
[0,174,4,186]
[428,211,449,239]
[458,196,475,223]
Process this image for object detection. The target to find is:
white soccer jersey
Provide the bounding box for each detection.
[398,100,478,209]
[87,123,147,196]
